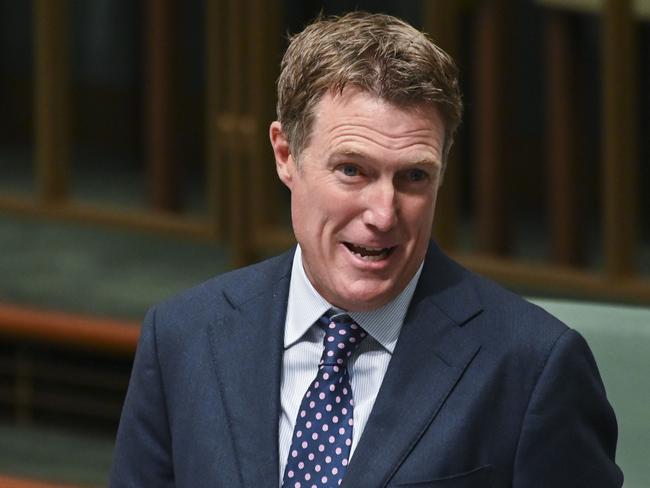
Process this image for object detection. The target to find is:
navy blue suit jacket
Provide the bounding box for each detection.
[110,243,622,487]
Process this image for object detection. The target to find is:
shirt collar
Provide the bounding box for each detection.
[284,245,423,353]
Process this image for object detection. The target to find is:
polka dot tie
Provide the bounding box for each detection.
[282,310,367,488]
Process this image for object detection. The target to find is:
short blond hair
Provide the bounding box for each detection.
[276,11,463,163]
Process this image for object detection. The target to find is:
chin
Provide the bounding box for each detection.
[337,284,396,312]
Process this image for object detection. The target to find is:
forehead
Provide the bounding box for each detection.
[305,88,445,159]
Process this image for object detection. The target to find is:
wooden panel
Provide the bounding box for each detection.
[537,0,650,19]
[545,12,581,264]
[602,0,638,277]
[34,0,70,202]
[423,0,462,251]
[0,303,139,354]
[145,0,179,211]
[473,0,510,255]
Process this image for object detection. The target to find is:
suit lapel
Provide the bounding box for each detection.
[342,244,484,487]
[207,253,292,488]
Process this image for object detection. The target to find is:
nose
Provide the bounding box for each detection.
[362,181,398,232]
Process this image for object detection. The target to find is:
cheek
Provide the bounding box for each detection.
[404,193,437,230]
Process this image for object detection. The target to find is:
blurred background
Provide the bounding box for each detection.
[0,0,648,486]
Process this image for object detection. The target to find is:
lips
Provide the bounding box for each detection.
[343,242,395,261]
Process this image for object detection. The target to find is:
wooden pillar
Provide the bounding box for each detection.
[225,0,252,268]
[34,0,70,202]
[423,0,461,251]
[602,0,638,277]
[206,0,227,238]
[473,0,510,255]
[145,0,179,211]
[544,12,581,265]
[248,0,282,236]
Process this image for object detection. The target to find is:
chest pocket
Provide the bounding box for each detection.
[391,464,492,488]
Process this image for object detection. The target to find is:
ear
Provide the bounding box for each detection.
[269,121,295,189]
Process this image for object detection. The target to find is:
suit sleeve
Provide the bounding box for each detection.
[110,307,175,488]
[512,328,623,487]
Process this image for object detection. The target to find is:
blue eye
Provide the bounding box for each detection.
[406,168,428,182]
[340,164,359,177]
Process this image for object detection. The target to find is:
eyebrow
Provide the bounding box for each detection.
[329,149,441,167]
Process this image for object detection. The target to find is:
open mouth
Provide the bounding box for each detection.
[343,242,395,261]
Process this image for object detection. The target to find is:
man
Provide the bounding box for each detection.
[110,12,622,487]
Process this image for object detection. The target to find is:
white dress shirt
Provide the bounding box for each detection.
[278,245,423,483]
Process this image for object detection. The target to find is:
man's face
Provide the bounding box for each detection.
[271,88,445,311]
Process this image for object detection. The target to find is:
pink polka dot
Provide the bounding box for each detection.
[323,372,330,380]
[315,412,322,420]
[342,458,349,466]
[327,351,334,357]
[335,447,342,455]
[351,324,358,330]
[329,323,335,329]
[298,461,304,469]
[349,337,356,343]
[315,465,321,472]
[322,424,328,431]
[342,408,348,415]
[332,416,339,423]
[308,453,315,461]
[328,336,334,342]
[309,401,315,408]
[339,427,345,435]
[335,396,341,403]
[338,343,345,349]
[292,450,298,457]
[301,441,308,449]
[345,439,351,446]
[318,444,325,452]
[319,392,326,400]
[314,381,319,388]
[325,455,332,463]
[312,432,318,440]
[306,421,312,428]
[305,473,311,480]
[326,404,333,411]
[294,482,300,488]
[300,410,306,417]
[332,467,338,475]
[329,384,335,392]
[296,430,302,438]
[349,418,354,426]
[339,329,346,335]
[329,435,335,443]
[288,470,294,478]
[337,358,343,364]
[322,476,328,483]
[305,391,311,398]
[333,366,340,372]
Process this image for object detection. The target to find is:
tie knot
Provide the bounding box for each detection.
[318,311,367,367]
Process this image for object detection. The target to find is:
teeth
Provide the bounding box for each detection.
[345,243,391,260]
